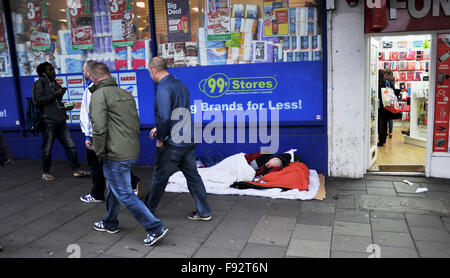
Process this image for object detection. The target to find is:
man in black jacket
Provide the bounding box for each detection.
[32,62,88,181]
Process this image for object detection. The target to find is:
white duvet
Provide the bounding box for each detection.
[166,153,320,200]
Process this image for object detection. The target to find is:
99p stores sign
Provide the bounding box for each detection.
[199,73,278,98]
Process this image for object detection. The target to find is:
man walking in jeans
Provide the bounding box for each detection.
[89,62,168,246]
[33,62,89,181]
[79,60,143,203]
[144,57,212,221]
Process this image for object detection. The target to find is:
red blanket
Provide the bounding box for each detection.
[231,162,310,191]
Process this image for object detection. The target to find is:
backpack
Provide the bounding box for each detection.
[25,96,43,135]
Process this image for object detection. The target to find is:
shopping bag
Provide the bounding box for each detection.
[382,80,401,114]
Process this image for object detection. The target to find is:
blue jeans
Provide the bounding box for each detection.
[144,144,211,218]
[388,119,394,133]
[102,159,164,234]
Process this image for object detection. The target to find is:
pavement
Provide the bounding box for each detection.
[0,159,449,258]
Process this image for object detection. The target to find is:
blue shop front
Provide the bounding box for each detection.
[0,0,328,174]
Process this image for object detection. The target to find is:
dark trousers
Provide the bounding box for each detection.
[86,147,140,200]
[144,144,211,217]
[0,131,13,162]
[41,122,80,173]
[378,108,388,144]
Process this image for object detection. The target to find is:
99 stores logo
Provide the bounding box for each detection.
[199,73,278,98]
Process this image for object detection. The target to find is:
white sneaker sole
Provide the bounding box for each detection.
[188,215,212,221]
[144,228,169,246]
[93,225,119,234]
[80,196,103,203]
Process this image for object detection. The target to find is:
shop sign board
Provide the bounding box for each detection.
[165,0,191,43]
[27,0,52,51]
[109,0,135,47]
[206,0,232,41]
[263,0,290,37]
[69,0,94,50]
[433,33,450,153]
[365,0,450,33]
[169,61,324,124]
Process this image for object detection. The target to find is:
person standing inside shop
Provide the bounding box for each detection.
[79,60,143,203]
[89,62,168,246]
[378,68,398,146]
[144,57,212,221]
[32,62,89,180]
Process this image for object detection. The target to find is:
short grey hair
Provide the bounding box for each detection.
[84,60,97,71]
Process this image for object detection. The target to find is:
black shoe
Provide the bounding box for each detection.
[0,160,4,167]
[188,211,212,221]
[377,142,385,147]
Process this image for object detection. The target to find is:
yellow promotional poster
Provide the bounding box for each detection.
[263,0,289,37]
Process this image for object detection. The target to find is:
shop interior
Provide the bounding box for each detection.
[368,34,431,172]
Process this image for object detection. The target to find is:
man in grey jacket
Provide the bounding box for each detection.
[89,62,168,246]
[79,60,143,203]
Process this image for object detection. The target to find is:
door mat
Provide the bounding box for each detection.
[313,174,326,200]
[377,165,425,172]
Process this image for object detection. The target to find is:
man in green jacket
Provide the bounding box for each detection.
[89,62,168,246]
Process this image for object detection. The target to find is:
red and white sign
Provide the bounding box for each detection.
[69,0,94,50]
[365,0,450,33]
[109,0,135,47]
[27,0,52,51]
[67,75,85,87]
[432,33,450,153]
[118,72,137,85]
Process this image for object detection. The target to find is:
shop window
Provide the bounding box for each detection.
[0,3,13,77]
[9,0,152,76]
[154,0,323,67]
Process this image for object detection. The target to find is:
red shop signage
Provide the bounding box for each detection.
[432,33,450,153]
[365,0,450,33]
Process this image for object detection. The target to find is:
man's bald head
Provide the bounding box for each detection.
[148,57,169,83]
[149,57,168,73]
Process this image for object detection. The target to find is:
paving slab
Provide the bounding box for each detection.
[371,218,409,233]
[239,243,287,258]
[415,241,450,258]
[409,227,450,243]
[333,221,372,237]
[286,239,330,258]
[301,202,336,214]
[405,214,447,229]
[331,234,372,253]
[297,212,334,226]
[335,196,356,209]
[393,182,424,194]
[193,246,241,258]
[335,209,370,224]
[372,231,415,248]
[367,187,397,196]
[377,246,419,258]
[366,180,394,189]
[248,227,293,246]
[291,224,332,242]
[370,211,405,219]
[360,194,449,215]
[330,250,370,258]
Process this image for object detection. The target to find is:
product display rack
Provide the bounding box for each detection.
[378,36,431,148]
